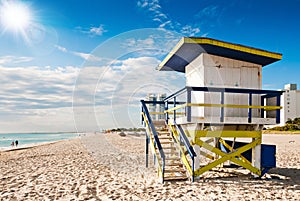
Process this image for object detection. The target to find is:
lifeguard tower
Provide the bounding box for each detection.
[141,37,283,182]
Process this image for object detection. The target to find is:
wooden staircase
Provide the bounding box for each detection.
[154,129,188,181]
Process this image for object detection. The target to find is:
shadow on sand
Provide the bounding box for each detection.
[199,167,300,191]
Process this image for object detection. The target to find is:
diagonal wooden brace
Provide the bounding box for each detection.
[194,138,261,176]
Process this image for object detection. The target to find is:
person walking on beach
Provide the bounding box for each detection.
[11,141,14,147]
[15,140,18,147]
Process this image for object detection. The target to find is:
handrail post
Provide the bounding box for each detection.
[260,96,264,118]
[248,93,252,123]
[165,101,169,124]
[187,87,192,122]
[192,157,195,182]
[141,106,144,125]
[220,91,224,122]
[276,95,281,124]
[174,97,176,122]
[146,135,149,168]
[162,159,165,183]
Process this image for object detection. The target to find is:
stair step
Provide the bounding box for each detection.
[165,158,180,161]
[158,130,169,133]
[163,152,177,156]
[151,135,173,142]
[157,130,169,132]
[157,137,172,140]
[162,146,176,149]
[158,132,170,135]
[155,146,176,151]
[164,169,186,173]
[164,176,188,181]
[166,163,183,167]
[160,141,172,144]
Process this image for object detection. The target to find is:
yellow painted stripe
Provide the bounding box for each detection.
[149,112,164,115]
[164,104,187,113]
[184,38,282,60]
[188,130,262,138]
[199,150,214,160]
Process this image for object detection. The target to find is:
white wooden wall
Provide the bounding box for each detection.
[185,53,262,119]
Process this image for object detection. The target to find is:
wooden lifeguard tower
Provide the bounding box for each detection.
[141,37,283,182]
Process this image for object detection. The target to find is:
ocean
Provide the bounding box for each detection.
[0,132,80,150]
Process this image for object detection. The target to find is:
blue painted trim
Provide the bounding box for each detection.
[165,101,169,124]
[220,91,225,122]
[187,88,192,122]
[146,136,149,168]
[188,86,283,95]
[276,95,281,124]
[260,96,264,118]
[248,93,252,123]
[174,97,176,122]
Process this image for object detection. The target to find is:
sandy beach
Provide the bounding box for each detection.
[0,133,299,200]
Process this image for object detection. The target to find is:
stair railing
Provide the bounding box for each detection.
[169,123,197,181]
[141,100,166,182]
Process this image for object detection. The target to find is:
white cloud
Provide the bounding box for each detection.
[54,44,102,62]
[70,55,185,130]
[181,25,201,36]
[137,0,202,36]
[54,45,68,53]
[0,55,33,65]
[72,52,102,62]
[0,65,79,109]
[89,25,107,36]
[76,24,108,37]
[137,0,173,29]
[0,54,185,132]
[159,20,171,28]
[122,31,180,57]
[197,5,219,18]
[0,65,82,132]
[91,56,184,128]
[195,4,226,30]
[137,0,148,8]
[0,107,77,133]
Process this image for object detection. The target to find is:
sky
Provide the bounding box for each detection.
[0,0,299,133]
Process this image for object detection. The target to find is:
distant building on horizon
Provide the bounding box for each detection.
[280,84,300,125]
[146,93,166,121]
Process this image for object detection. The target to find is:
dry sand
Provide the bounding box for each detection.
[0,133,299,200]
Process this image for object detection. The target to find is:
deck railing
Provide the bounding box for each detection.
[164,86,283,124]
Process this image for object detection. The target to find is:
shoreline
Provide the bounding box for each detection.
[0,137,80,153]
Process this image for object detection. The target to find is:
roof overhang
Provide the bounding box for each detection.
[158,37,282,73]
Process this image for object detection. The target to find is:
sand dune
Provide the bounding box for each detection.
[0,133,299,200]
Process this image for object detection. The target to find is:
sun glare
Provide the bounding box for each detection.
[0,0,33,36]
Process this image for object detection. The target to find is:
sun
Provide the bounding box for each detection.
[0,0,33,36]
